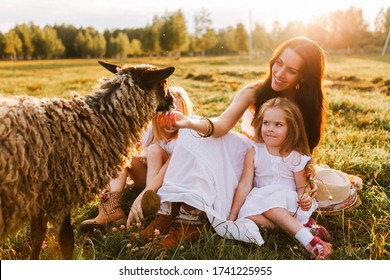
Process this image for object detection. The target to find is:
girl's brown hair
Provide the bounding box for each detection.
[252,36,326,152]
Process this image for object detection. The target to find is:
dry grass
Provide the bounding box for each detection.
[0,55,389,260]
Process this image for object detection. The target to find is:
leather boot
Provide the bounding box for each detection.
[137,214,173,240]
[158,220,206,249]
[79,190,126,232]
[136,201,181,240]
[158,203,208,249]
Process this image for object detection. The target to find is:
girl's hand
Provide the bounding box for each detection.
[298,193,313,211]
[126,197,144,229]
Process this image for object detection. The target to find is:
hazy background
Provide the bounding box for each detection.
[0,0,387,33]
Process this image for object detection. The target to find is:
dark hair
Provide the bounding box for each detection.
[253,36,326,152]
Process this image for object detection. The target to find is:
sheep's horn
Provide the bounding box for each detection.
[142,66,175,83]
[98,60,121,74]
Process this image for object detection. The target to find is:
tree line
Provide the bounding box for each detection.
[1,6,390,60]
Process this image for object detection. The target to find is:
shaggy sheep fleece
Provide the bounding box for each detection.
[0,64,174,244]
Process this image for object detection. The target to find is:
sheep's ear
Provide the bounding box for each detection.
[98,60,122,74]
[143,66,175,83]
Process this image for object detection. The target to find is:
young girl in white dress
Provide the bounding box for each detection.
[228,97,332,260]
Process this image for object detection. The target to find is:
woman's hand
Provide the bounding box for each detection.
[126,196,144,229]
[157,111,190,130]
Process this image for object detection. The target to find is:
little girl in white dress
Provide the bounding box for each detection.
[236,142,315,224]
[228,97,332,260]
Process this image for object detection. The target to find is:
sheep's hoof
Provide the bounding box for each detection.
[141,190,161,217]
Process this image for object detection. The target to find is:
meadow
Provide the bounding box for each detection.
[0,54,389,260]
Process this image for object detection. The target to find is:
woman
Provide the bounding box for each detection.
[142,36,327,249]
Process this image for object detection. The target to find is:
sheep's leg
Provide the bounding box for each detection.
[30,211,47,260]
[59,214,74,260]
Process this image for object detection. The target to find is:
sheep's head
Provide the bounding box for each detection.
[98,61,175,112]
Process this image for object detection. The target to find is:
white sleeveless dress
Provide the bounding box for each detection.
[237,143,317,224]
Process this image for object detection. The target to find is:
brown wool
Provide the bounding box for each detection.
[0,63,174,258]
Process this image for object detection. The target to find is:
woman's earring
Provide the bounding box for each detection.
[296,79,304,91]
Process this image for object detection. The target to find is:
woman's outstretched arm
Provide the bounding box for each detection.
[161,85,257,137]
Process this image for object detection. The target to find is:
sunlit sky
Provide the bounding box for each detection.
[0,0,389,33]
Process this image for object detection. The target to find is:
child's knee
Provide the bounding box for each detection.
[247,214,276,229]
[145,144,166,160]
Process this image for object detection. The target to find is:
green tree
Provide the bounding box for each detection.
[74,27,106,58]
[129,39,142,56]
[143,26,158,55]
[32,25,65,59]
[107,34,120,58]
[192,8,217,56]
[142,16,163,55]
[107,32,131,58]
[117,32,132,57]
[233,23,249,54]
[0,32,5,59]
[212,26,236,54]
[252,23,272,53]
[159,9,188,57]
[14,23,34,59]
[74,30,88,57]
[54,24,78,58]
[202,28,218,54]
[4,30,23,60]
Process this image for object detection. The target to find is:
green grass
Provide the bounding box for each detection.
[0,55,389,260]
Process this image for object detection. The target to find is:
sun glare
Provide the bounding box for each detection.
[247,0,382,30]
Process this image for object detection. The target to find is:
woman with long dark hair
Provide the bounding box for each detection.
[132,37,328,253]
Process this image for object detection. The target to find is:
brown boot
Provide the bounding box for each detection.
[137,214,173,240]
[158,221,206,249]
[158,203,208,249]
[135,201,181,240]
[79,190,126,232]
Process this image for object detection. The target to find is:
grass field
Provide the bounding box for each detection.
[0,54,389,260]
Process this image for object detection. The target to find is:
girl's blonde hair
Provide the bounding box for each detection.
[151,86,193,144]
[169,85,193,116]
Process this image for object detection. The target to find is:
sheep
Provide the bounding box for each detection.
[0,61,175,259]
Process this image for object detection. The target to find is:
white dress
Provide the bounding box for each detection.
[237,143,317,224]
[141,126,176,155]
[158,116,265,245]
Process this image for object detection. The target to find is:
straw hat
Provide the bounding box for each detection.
[314,168,351,204]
